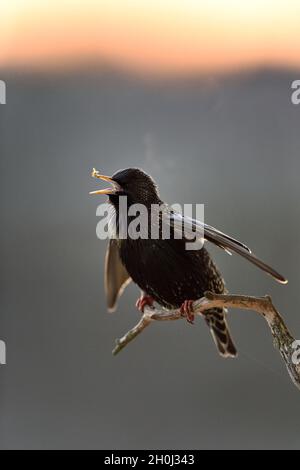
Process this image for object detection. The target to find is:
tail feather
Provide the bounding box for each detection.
[205,308,237,358]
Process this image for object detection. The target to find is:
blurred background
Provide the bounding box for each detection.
[1,0,300,450]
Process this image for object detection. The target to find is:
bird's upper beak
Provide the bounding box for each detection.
[89,168,120,195]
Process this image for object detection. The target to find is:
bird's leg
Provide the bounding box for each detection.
[136,292,154,312]
[180,300,195,324]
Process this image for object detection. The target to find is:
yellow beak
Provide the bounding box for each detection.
[89,168,117,195]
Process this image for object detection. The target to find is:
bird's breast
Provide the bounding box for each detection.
[118,238,225,308]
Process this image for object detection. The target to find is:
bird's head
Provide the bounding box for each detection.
[90,167,161,207]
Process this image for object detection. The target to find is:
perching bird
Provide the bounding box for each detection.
[90,167,287,358]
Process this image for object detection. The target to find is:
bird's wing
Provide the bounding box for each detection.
[168,209,287,285]
[203,222,287,284]
[104,239,131,311]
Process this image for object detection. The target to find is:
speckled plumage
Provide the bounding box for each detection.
[119,236,237,357]
[119,237,224,309]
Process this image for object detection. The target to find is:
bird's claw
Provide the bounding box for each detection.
[136,295,154,312]
[180,300,195,324]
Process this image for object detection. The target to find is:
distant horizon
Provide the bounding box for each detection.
[1,58,300,80]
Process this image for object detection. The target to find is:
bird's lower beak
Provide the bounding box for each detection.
[89,168,118,195]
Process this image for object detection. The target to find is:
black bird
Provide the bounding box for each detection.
[90,167,287,358]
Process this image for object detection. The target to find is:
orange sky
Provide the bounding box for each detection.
[1,0,300,73]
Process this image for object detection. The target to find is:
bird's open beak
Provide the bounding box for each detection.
[89,168,119,195]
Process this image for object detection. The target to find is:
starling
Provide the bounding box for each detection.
[90,168,287,358]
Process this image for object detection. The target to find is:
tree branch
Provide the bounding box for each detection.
[112,292,300,391]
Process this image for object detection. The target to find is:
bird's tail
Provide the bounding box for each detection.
[205,308,237,358]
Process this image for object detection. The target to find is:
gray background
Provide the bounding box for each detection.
[0,66,300,449]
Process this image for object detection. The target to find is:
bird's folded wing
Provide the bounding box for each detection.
[105,239,131,311]
[169,210,287,284]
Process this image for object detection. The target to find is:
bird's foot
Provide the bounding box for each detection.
[136,294,154,313]
[180,300,195,324]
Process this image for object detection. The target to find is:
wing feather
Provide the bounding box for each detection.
[168,209,287,284]
[104,239,131,312]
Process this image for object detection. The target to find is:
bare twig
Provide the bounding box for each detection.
[112,292,300,391]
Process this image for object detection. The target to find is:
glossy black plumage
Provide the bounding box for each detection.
[119,237,223,309]
[91,167,287,358]
[118,236,237,357]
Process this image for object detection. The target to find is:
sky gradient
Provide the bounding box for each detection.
[1,0,300,73]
